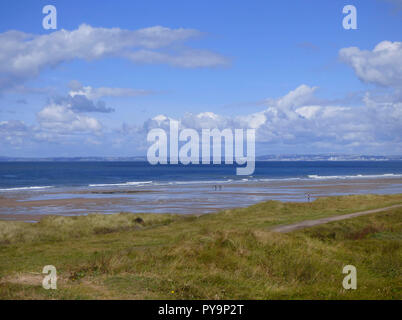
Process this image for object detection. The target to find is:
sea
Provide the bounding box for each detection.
[1,161,402,218]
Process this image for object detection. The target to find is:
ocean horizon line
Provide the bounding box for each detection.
[1,155,402,162]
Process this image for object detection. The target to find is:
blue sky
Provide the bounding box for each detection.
[0,0,401,157]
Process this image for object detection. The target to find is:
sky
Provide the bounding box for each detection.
[0,0,401,157]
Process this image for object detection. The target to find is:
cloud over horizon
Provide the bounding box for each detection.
[2,78,402,155]
[135,83,402,154]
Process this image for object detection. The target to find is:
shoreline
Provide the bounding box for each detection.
[1,176,401,222]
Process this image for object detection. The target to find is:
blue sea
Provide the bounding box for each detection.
[0,161,402,219]
[1,161,402,190]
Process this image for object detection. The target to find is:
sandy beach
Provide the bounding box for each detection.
[1,176,401,221]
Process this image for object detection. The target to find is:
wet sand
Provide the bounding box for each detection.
[0,177,401,222]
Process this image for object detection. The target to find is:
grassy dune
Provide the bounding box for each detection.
[0,194,401,299]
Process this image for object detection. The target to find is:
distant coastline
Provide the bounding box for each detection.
[1,155,402,162]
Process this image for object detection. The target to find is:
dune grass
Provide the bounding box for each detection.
[0,212,178,245]
[0,194,401,299]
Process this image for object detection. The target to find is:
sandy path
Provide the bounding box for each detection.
[270,204,402,233]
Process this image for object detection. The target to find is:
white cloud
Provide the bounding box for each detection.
[340,41,402,88]
[236,112,267,129]
[55,94,114,113]
[138,84,402,153]
[0,120,30,146]
[3,84,401,154]
[295,106,321,119]
[37,103,102,133]
[68,80,152,100]
[0,24,229,90]
[124,49,229,68]
[266,84,318,110]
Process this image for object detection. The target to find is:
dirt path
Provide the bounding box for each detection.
[270,204,402,233]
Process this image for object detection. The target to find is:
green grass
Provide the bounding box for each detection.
[0,193,401,299]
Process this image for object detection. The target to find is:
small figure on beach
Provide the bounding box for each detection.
[307,193,311,202]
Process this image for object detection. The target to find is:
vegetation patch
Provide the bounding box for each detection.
[0,194,401,299]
